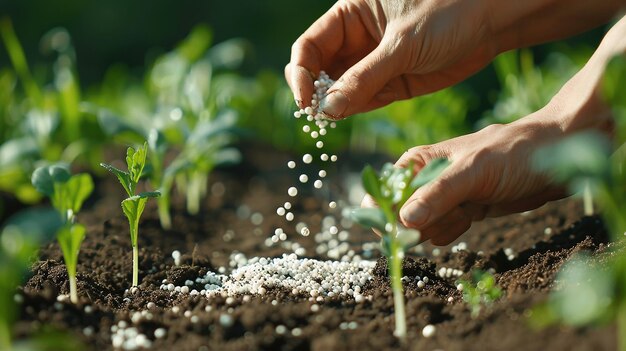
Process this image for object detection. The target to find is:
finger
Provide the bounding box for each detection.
[416,207,472,246]
[484,186,568,218]
[399,160,474,230]
[288,2,372,107]
[285,63,314,109]
[319,37,403,119]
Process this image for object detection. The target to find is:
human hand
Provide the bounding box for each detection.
[359,13,626,245]
[285,0,496,119]
[286,0,621,120]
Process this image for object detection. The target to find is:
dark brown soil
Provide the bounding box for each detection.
[11,143,620,350]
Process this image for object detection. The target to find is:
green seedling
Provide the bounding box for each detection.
[530,55,626,351]
[31,164,93,303]
[147,112,240,228]
[457,270,502,318]
[100,142,160,287]
[350,159,449,341]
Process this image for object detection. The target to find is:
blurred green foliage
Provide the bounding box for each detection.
[530,54,626,350]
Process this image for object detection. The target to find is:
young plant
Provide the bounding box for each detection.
[100,142,160,287]
[31,164,93,303]
[146,109,240,228]
[457,270,502,318]
[350,159,449,341]
[530,55,626,350]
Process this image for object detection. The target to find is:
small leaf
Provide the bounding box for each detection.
[137,191,161,198]
[396,227,421,249]
[57,223,86,278]
[100,163,132,197]
[532,131,610,186]
[63,173,94,215]
[410,158,450,189]
[361,165,382,200]
[31,164,71,196]
[122,196,149,245]
[350,207,388,233]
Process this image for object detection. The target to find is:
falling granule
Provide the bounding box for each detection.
[294,111,302,118]
[311,131,319,139]
[288,187,298,197]
[279,233,287,241]
[301,227,310,236]
[299,174,308,183]
[330,122,337,128]
[276,207,286,216]
[314,180,323,189]
[286,212,294,221]
[318,170,326,178]
[320,154,329,161]
[302,125,311,133]
[329,201,337,209]
[303,154,313,164]
[287,161,296,169]
[319,128,327,135]
[330,155,338,162]
[316,141,324,149]
[284,202,292,210]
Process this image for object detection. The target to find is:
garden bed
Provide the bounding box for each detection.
[13,143,619,351]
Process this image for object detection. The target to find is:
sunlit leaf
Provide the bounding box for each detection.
[350,207,387,233]
[361,165,382,200]
[410,158,450,189]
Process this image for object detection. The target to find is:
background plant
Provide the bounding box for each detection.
[457,270,502,318]
[30,163,93,303]
[350,159,449,341]
[0,18,107,207]
[92,25,244,221]
[101,143,160,287]
[530,55,626,350]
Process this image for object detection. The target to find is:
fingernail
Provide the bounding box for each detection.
[400,201,430,227]
[319,90,349,119]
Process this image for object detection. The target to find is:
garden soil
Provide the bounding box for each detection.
[11,143,621,351]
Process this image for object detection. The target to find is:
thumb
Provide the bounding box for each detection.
[399,162,473,229]
[320,40,401,119]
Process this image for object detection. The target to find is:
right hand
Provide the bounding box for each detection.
[285,0,498,119]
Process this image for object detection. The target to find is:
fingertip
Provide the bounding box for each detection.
[286,63,315,108]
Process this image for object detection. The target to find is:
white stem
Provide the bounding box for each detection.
[132,246,139,287]
[69,275,78,304]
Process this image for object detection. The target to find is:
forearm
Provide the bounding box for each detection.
[485,0,625,53]
[511,14,626,137]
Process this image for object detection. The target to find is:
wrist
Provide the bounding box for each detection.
[484,0,622,53]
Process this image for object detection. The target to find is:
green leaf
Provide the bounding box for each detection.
[548,253,613,326]
[100,163,132,197]
[396,227,421,249]
[121,196,149,246]
[63,173,94,215]
[410,158,450,189]
[532,131,610,185]
[126,143,148,185]
[31,164,72,196]
[361,165,382,200]
[137,191,161,198]
[56,223,86,278]
[350,207,388,233]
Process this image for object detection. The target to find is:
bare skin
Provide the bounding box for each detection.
[286,0,623,118]
[286,0,626,244]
